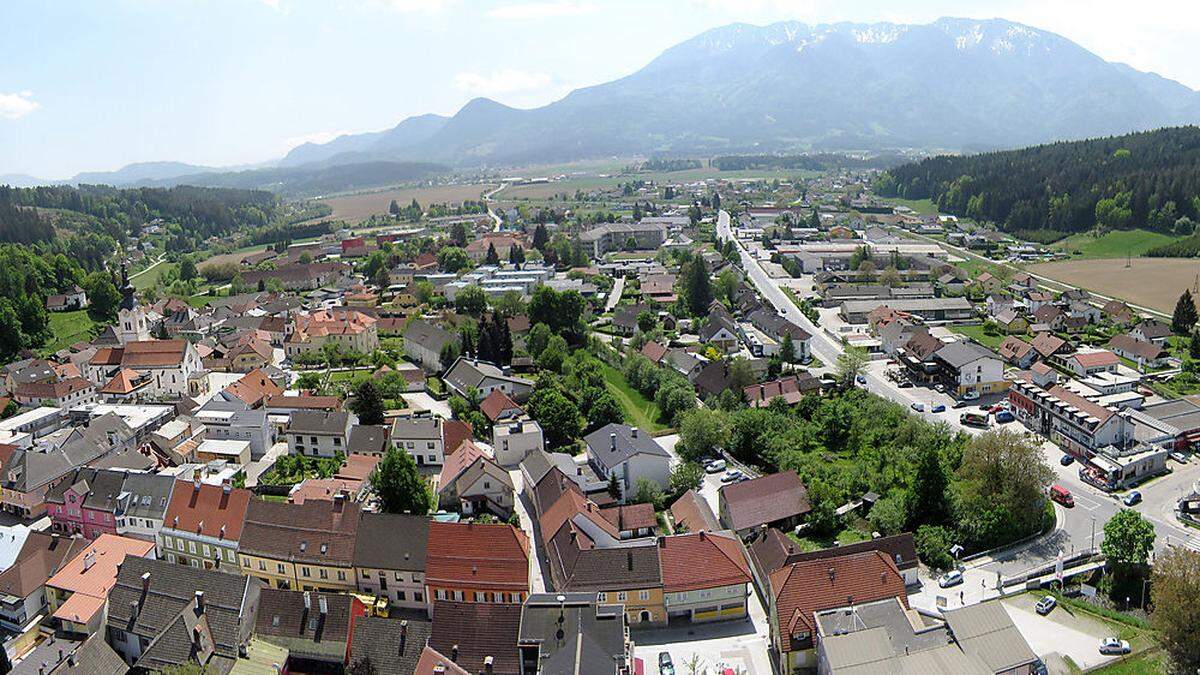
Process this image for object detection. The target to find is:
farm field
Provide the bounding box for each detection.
[1028,257,1200,315]
[321,183,497,222]
[1049,228,1181,259]
[501,166,814,201]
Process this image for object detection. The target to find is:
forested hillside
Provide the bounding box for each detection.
[876,126,1200,241]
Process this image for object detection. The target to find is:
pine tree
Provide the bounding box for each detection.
[532,224,549,251]
[350,379,386,426]
[477,320,496,363]
[685,257,713,316]
[1174,289,1198,334]
[497,314,513,364]
[485,242,500,265]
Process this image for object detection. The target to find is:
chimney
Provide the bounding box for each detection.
[828,567,836,583]
[141,571,151,592]
[698,530,706,541]
[657,536,665,548]
[626,550,633,571]
[193,474,202,492]
[484,656,494,674]
[195,590,205,614]
[399,620,408,654]
[630,427,638,439]
[222,480,232,495]
[83,551,96,571]
[610,433,616,451]
[451,644,459,662]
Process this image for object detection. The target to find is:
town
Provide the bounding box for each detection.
[0,158,1194,675]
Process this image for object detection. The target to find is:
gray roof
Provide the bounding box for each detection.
[353,512,429,571]
[348,424,388,455]
[404,319,458,353]
[285,410,350,435]
[9,634,126,675]
[444,358,532,395]
[118,472,176,520]
[583,423,670,472]
[107,556,252,672]
[933,340,998,369]
[390,415,440,441]
[517,594,627,675]
[943,600,1039,673]
[348,616,432,675]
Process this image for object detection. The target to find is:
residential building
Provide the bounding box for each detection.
[105,556,260,671]
[719,470,811,538]
[479,390,522,424]
[255,589,367,671]
[930,340,1007,396]
[429,601,522,675]
[517,593,630,675]
[45,468,127,539]
[286,410,352,458]
[658,531,752,623]
[0,532,83,631]
[583,423,672,498]
[747,530,920,592]
[353,512,429,612]
[238,497,360,593]
[444,357,534,403]
[437,441,514,518]
[424,522,529,612]
[580,221,666,257]
[492,417,544,468]
[391,415,446,467]
[195,401,272,460]
[1108,334,1170,368]
[1058,349,1121,377]
[1131,320,1171,345]
[12,377,97,409]
[669,490,720,534]
[1008,373,1134,455]
[744,373,821,408]
[998,336,1036,368]
[347,616,433,675]
[768,550,908,672]
[114,472,175,543]
[45,533,155,638]
[194,439,252,468]
[158,478,251,572]
[403,320,460,373]
[284,309,379,359]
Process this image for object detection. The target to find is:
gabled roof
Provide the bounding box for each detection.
[0,532,82,600]
[640,341,669,364]
[1030,332,1067,358]
[658,531,751,593]
[347,424,388,455]
[1107,334,1168,362]
[933,340,997,370]
[240,498,361,566]
[429,601,522,675]
[583,423,669,472]
[479,390,521,423]
[769,550,907,653]
[286,410,350,435]
[162,480,252,542]
[255,589,359,660]
[669,490,719,533]
[349,616,433,675]
[719,470,810,531]
[1065,350,1119,369]
[425,522,529,591]
[943,600,1039,672]
[998,336,1033,361]
[222,368,282,408]
[352,512,428,571]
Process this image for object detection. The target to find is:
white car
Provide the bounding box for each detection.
[937,570,963,588]
[1099,638,1131,655]
[705,459,727,474]
[962,390,980,401]
[720,470,744,483]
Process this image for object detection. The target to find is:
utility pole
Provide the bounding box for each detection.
[1091,516,1097,553]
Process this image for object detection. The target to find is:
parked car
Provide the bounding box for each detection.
[856,374,867,385]
[910,402,925,412]
[1099,638,1131,655]
[952,400,970,409]
[962,389,980,401]
[1123,491,1142,506]
[995,411,1015,424]
[988,403,1008,414]
[931,404,946,413]
[720,470,744,484]
[659,652,675,675]
[1050,484,1075,507]
[1035,595,1057,615]
[898,380,914,388]
[1060,454,1074,466]
[1170,451,1189,464]
[960,412,990,428]
[934,384,946,393]
[938,570,963,588]
[705,459,727,474]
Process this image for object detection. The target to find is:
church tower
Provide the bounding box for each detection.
[117,261,150,344]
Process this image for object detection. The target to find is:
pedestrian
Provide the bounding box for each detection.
[960,590,964,605]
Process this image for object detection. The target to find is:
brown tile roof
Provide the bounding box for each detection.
[744,374,820,408]
[750,529,919,576]
[640,341,668,364]
[538,490,618,546]
[719,470,810,532]
[428,601,521,675]
[1067,350,1119,369]
[14,376,93,400]
[223,368,282,407]
[163,480,253,542]
[479,390,521,423]
[240,498,361,565]
[598,503,656,533]
[1030,332,1067,358]
[769,550,907,653]
[0,532,82,599]
[903,329,944,361]
[1107,334,1167,362]
[669,490,719,533]
[998,336,1033,362]
[99,368,148,395]
[255,588,362,658]
[658,531,751,593]
[442,419,474,458]
[413,646,471,675]
[336,453,380,482]
[425,522,529,591]
[120,340,190,368]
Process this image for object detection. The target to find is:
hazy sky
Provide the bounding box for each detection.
[2,0,1198,179]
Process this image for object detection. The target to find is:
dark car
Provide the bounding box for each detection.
[658,652,675,675]
[1123,491,1142,506]
[1060,454,1074,466]
[930,404,946,413]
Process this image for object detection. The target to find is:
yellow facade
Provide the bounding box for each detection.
[597,586,666,626]
[239,552,356,593]
[426,583,526,606]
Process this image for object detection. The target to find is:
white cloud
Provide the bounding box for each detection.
[454,69,553,96]
[0,91,39,120]
[488,1,598,20]
[281,129,351,151]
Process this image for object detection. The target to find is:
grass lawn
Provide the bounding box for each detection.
[950,324,1009,351]
[1051,229,1181,259]
[132,260,176,291]
[886,197,939,215]
[598,362,667,432]
[1084,651,1166,675]
[41,310,97,355]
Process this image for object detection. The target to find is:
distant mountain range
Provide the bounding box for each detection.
[12,17,1200,194]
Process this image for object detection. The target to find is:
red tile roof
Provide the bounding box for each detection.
[442,420,474,458]
[425,522,529,591]
[120,340,190,368]
[163,480,253,542]
[223,368,283,407]
[719,470,810,531]
[769,550,907,653]
[479,390,520,423]
[658,531,751,593]
[640,341,668,364]
[1067,350,1119,369]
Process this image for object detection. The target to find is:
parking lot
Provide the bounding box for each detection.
[632,589,774,675]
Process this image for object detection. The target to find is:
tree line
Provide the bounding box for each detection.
[876,126,1200,240]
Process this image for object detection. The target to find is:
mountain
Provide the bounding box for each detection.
[279,113,450,167]
[0,174,48,188]
[293,17,1200,166]
[71,161,219,185]
[138,160,447,198]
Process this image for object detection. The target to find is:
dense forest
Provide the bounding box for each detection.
[149,160,446,198]
[876,126,1200,241]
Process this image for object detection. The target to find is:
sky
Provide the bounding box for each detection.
[2,0,1198,179]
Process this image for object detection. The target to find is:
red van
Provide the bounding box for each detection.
[1050,484,1074,507]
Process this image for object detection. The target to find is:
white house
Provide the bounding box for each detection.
[491,417,544,468]
[583,423,672,498]
[285,411,352,458]
[87,340,205,400]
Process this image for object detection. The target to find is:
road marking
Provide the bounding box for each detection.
[1072,494,1102,511]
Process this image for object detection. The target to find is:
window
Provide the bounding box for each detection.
[427,455,437,463]
[426,442,434,449]
[333,438,341,446]
[414,591,423,602]
[241,557,250,567]
[202,545,210,558]
[617,592,627,602]
[597,592,607,603]
[277,563,286,574]
[397,591,406,601]
[319,569,328,579]
[188,541,196,554]
[453,590,463,601]
[337,570,345,581]
[301,567,310,577]
[639,590,650,601]
[474,592,483,602]
[259,561,266,571]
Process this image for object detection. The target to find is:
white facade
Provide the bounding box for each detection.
[356,566,426,612]
[491,418,544,468]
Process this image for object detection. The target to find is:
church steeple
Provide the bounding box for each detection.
[119,260,137,312]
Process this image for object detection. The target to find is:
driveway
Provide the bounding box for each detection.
[633,587,773,675]
[402,391,452,419]
[1002,595,1120,671]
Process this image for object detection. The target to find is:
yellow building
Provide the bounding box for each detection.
[238,496,360,594]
